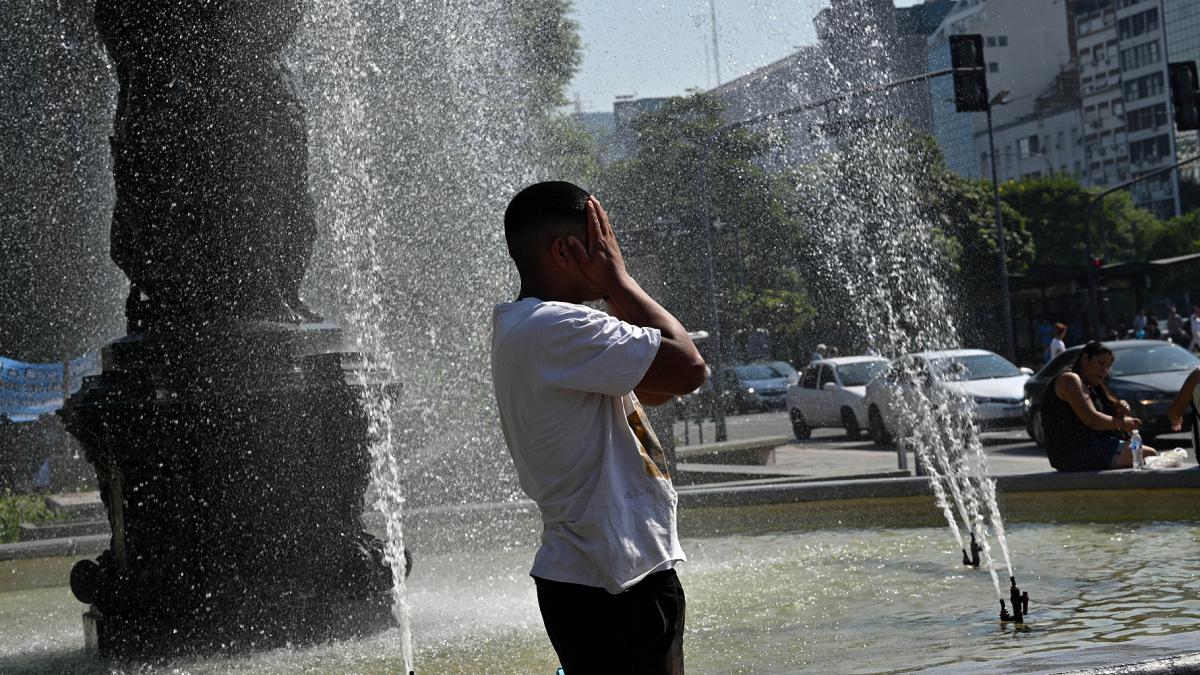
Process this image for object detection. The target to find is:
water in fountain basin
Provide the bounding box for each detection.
[5,501,1199,674]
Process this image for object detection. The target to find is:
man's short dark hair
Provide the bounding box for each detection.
[504,181,590,274]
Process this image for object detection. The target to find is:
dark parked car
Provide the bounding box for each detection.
[1024,340,1199,445]
[719,363,792,413]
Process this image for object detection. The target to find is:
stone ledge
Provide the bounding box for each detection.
[673,435,794,465]
[0,534,110,561]
[677,467,1200,508]
[19,519,109,542]
[919,631,1200,674]
[676,462,909,486]
[45,491,104,517]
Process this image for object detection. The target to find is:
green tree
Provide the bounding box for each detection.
[595,93,815,358]
[537,112,602,187]
[1137,209,1200,260]
[508,0,605,188]
[999,174,1158,266]
[509,0,582,113]
[908,134,1034,276]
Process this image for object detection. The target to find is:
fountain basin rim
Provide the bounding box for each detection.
[2,468,1195,564]
[918,632,1200,675]
[678,466,1200,508]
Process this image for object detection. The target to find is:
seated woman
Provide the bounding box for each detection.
[1041,342,1158,471]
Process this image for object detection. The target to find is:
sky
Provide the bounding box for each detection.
[567,0,926,112]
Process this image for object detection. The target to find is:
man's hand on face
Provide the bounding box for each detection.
[567,196,629,296]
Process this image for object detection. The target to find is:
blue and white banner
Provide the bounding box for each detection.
[0,352,101,422]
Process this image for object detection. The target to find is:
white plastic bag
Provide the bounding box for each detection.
[1144,447,1189,469]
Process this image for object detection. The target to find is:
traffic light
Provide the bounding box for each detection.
[950,34,989,112]
[1168,61,1200,131]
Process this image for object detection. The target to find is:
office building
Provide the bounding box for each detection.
[927,0,1074,179]
[1068,0,1182,216]
[705,0,952,169]
[1115,0,1181,215]
[980,66,1086,181]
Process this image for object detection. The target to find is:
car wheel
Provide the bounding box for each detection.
[869,406,892,447]
[842,408,861,441]
[1031,409,1046,447]
[790,409,811,440]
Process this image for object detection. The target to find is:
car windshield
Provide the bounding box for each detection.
[734,364,788,380]
[928,354,1022,381]
[837,360,888,386]
[1111,344,1200,377]
[768,361,798,379]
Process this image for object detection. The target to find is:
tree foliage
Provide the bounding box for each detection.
[998,174,1158,266]
[902,133,1034,277]
[1137,209,1200,260]
[593,94,815,351]
[508,0,582,113]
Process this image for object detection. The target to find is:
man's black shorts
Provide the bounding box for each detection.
[534,568,685,675]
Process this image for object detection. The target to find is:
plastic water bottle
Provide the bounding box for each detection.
[1130,429,1144,471]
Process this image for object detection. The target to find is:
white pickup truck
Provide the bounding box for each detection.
[787,356,888,440]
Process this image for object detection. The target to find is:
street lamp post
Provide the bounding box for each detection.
[698,144,729,442]
[984,91,1018,363]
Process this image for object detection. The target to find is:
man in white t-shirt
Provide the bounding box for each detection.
[492,181,706,674]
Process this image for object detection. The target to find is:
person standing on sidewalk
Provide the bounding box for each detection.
[491,182,706,674]
[1048,323,1068,362]
[1189,305,1200,353]
[1167,305,1185,346]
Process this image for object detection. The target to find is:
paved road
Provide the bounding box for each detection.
[673,411,1196,479]
[672,410,794,445]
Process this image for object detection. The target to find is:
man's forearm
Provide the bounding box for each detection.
[604,274,691,343]
[606,273,707,396]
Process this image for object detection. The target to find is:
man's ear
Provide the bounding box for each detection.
[549,237,574,270]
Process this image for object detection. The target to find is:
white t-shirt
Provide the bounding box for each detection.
[1049,337,1066,360]
[491,298,685,593]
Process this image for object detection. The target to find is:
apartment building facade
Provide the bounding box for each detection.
[927,0,1075,180]
[1114,0,1181,216]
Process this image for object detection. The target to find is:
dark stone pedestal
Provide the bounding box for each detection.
[60,323,396,657]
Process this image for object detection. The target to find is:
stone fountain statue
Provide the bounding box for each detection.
[97,0,319,330]
[59,0,396,656]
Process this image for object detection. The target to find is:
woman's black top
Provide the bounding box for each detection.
[1040,373,1117,466]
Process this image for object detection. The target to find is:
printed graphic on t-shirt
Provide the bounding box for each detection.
[627,398,671,480]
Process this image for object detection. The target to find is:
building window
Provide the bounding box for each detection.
[998,36,1008,47]
[1120,41,1161,71]
[987,36,996,47]
[1118,7,1159,41]
[988,62,999,73]
[1129,134,1171,165]
[1123,72,1165,101]
[1126,103,1168,133]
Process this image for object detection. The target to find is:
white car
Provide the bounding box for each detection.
[863,349,1031,447]
[787,356,889,439]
